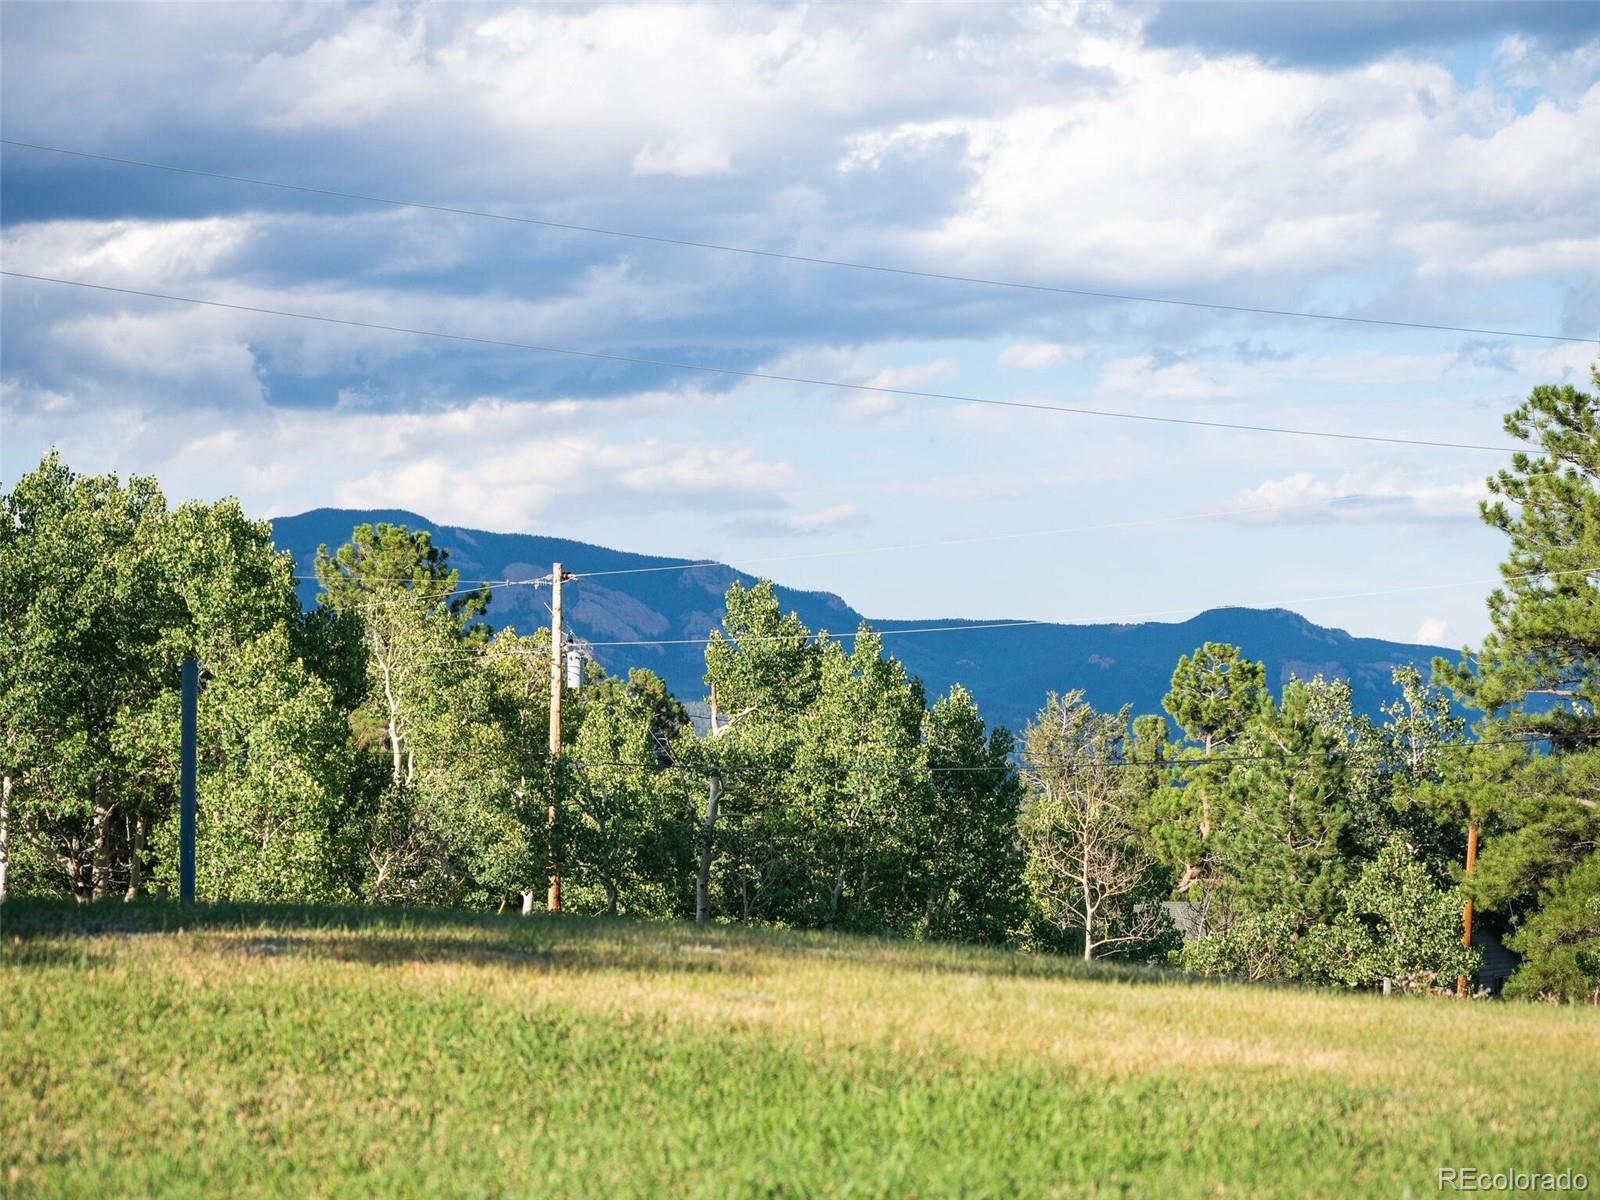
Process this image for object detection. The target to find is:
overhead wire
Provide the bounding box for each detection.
[394,563,1600,663]
[0,271,1532,454]
[283,469,1575,591]
[2,138,1593,345]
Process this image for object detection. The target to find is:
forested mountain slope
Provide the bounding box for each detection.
[272,508,1455,731]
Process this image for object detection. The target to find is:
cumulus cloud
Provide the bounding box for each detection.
[2,3,1595,645]
[1413,616,1452,645]
[997,342,1082,370]
[721,502,867,539]
[632,137,733,178]
[1224,471,1487,525]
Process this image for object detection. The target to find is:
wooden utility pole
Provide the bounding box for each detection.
[547,563,567,913]
[1456,822,1479,997]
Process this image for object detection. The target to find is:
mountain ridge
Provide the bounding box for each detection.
[270,507,1458,732]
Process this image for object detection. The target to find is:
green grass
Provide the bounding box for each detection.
[4,900,1597,1198]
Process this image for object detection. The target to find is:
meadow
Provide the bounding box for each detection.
[4,900,1597,1199]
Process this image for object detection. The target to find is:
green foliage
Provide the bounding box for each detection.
[1504,854,1600,1003]
[1430,368,1600,1002]
[1176,908,1302,982]
[1182,838,1478,993]
[916,686,1024,943]
[0,455,352,903]
[1438,366,1600,742]
[149,629,353,903]
[1314,837,1480,992]
[704,579,819,718]
[1141,644,1268,903]
[15,409,1600,1006]
[788,630,929,930]
[1214,680,1355,927]
[1163,642,1268,753]
[568,670,694,917]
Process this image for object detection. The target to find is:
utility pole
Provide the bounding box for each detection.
[1456,822,1479,997]
[180,654,197,903]
[547,563,569,913]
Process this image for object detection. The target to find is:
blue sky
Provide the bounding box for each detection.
[2,2,1597,647]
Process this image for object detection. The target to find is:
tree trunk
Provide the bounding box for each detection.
[91,783,114,901]
[0,772,11,903]
[380,657,404,786]
[1081,838,1095,961]
[828,863,846,926]
[604,880,618,916]
[124,812,147,901]
[696,774,720,926]
[520,889,536,916]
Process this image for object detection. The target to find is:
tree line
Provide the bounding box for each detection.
[3,370,1598,1002]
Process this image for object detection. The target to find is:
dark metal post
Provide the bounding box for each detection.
[180,655,197,903]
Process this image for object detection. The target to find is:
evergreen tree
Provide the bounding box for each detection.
[1142,643,1268,927]
[1436,367,1600,1001]
[1214,681,1354,928]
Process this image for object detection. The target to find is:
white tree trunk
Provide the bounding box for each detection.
[124,813,146,901]
[0,772,11,903]
[1081,828,1096,961]
[696,774,720,926]
[91,785,114,901]
[379,655,404,786]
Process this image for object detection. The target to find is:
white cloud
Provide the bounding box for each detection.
[721,501,866,539]
[632,137,733,178]
[863,359,959,390]
[997,342,1081,370]
[242,8,431,130]
[790,502,861,529]
[840,357,961,418]
[1225,471,1487,525]
[1413,617,1451,645]
[2,216,254,284]
[7,390,804,534]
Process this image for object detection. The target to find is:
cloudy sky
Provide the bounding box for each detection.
[3,1,1597,647]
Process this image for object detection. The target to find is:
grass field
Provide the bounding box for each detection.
[3,901,1597,1199]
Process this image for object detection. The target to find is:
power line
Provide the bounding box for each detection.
[287,470,1568,591]
[400,564,1600,662]
[0,271,1527,454]
[292,572,546,596]
[3,137,1593,346]
[568,480,1560,581]
[575,565,1600,648]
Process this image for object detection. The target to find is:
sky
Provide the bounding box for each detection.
[2,1,1597,648]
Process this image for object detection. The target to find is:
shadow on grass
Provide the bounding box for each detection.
[0,938,111,970]
[207,931,747,976]
[1,898,770,978]
[2,896,1209,991]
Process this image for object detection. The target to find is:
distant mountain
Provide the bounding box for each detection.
[271,508,1459,733]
